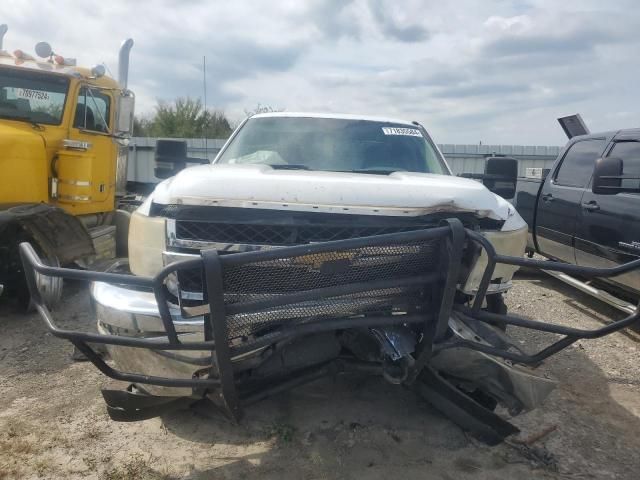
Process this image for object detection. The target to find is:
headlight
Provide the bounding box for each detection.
[462,225,527,295]
[128,211,166,277]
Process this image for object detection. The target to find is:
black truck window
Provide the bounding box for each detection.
[74,87,111,133]
[609,141,640,191]
[554,139,606,188]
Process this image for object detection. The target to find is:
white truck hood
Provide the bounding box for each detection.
[149,164,517,223]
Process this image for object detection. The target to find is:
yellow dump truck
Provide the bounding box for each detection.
[0,24,135,307]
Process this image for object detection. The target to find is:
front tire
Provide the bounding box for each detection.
[10,236,63,311]
[32,249,63,309]
[485,293,507,331]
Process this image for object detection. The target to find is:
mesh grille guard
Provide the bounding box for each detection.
[175,220,427,245]
[19,219,640,441]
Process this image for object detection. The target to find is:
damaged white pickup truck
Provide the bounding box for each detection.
[21,113,640,444]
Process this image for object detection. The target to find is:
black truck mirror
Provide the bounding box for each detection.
[154,139,210,179]
[155,139,187,179]
[483,156,518,199]
[592,157,622,195]
[592,156,640,195]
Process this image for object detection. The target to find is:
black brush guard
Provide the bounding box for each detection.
[19,218,640,444]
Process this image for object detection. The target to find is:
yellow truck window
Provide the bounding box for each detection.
[0,67,69,125]
[74,87,110,133]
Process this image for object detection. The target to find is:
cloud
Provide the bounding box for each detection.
[367,0,430,42]
[431,82,532,99]
[481,17,620,58]
[2,0,639,144]
[301,0,363,39]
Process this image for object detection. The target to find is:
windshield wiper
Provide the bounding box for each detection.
[0,113,43,130]
[269,164,312,170]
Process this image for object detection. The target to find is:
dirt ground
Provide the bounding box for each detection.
[1,272,640,480]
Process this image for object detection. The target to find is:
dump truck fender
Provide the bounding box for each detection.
[0,203,95,265]
[1,204,95,307]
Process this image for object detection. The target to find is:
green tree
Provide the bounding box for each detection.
[133,97,232,138]
[132,116,152,136]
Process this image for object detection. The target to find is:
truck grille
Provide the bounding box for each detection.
[172,223,431,295]
[162,207,492,297]
[180,236,443,342]
[175,221,421,246]
[223,243,437,299]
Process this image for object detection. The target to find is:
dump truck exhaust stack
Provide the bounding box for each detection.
[0,24,8,50]
[118,38,134,89]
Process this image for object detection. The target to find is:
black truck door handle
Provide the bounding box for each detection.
[582,201,600,212]
[542,193,553,202]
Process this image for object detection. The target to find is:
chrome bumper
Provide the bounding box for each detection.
[91,281,205,332]
[92,282,209,397]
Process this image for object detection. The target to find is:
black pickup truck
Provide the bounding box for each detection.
[515,126,640,310]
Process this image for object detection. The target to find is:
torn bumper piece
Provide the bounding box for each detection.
[20,220,640,445]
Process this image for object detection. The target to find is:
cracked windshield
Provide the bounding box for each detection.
[217,117,447,174]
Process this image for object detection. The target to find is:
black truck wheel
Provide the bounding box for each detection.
[485,293,507,331]
[7,235,63,310]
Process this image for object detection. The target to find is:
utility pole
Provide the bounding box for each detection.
[203,55,208,157]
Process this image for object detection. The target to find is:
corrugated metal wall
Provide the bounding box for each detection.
[126,138,561,184]
[127,137,227,184]
[439,144,561,176]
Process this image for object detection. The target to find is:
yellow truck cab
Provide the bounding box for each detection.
[0,24,135,307]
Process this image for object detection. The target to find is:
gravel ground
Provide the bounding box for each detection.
[1,271,639,479]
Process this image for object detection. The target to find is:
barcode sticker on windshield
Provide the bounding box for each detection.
[17,89,50,101]
[382,127,422,137]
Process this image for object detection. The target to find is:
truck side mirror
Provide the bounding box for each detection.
[592,156,631,195]
[154,139,210,179]
[116,94,135,135]
[155,139,188,179]
[483,156,518,199]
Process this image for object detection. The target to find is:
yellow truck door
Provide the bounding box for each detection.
[56,85,116,215]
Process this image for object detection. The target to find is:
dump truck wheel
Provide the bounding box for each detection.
[32,251,63,309]
[11,235,63,311]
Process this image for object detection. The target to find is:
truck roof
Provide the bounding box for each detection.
[613,128,640,141]
[251,111,418,126]
[0,54,120,89]
[569,128,640,143]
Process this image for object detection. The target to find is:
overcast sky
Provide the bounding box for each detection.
[2,0,638,144]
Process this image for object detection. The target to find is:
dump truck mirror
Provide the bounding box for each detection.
[116,94,135,135]
[483,156,518,199]
[591,156,640,195]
